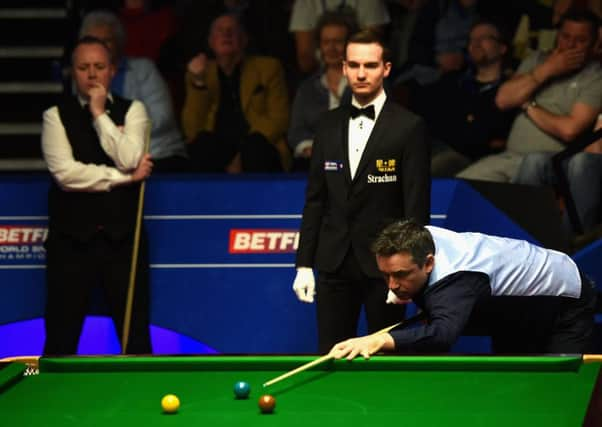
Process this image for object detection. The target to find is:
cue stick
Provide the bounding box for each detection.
[262,311,427,387]
[584,354,602,363]
[121,120,152,355]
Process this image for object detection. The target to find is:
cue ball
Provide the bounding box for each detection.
[258,394,276,413]
[233,381,251,399]
[161,394,180,413]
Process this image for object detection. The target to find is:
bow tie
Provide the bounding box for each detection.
[350,105,375,120]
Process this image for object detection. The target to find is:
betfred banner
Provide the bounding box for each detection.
[229,229,299,254]
[0,225,47,262]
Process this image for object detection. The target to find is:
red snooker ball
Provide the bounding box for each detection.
[258,394,276,413]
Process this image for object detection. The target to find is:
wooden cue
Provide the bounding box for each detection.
[262,311,426,387]
[583,354,602,363]
[121,121,152,354]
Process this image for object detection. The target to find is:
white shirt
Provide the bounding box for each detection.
[42,97,149,192]
[426,226,582,298]
[348,89,386,179]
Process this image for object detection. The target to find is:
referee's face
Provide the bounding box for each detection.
[377,252,434,302]
[343,42,391,105]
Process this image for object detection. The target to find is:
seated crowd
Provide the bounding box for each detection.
[59,0,602,239]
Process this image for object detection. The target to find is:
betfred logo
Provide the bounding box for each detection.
[229,229,299,253]
[0,226,47,245]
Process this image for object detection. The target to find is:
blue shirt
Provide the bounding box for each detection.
[111,57,187,160]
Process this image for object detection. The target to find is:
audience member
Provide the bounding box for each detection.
[119,0,177,62]
[404,0,479,85]
[456,9,602,183]
[511,0,595,61]
[182,13,291,173]
[288,11,356,171]
[394,0,529,107]
[513,116,602,236]
[289,0,391,74]
[169,1,295,73]
[417,20,517,176]
[42,36,153,355]
[80,10,189,172]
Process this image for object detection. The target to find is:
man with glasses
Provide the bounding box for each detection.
[417,20,516,177]
[457,9,602,183]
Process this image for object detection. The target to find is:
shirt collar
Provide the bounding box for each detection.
[319,72,348,97]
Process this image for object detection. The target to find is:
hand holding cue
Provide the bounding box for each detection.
[263,311,426,387]
[121,120,152,355]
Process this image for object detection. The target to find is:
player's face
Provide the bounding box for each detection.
[343,42,391,105]
[72,43,115,99]
[376,252,434,303]
[556,20,596,55]
[319,24,347,68]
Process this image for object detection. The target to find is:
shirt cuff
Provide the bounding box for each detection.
[105,168,132,190]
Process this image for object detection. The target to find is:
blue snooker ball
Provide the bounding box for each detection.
[233,381,251,399]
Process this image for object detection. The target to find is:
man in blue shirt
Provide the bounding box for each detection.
[331,220,596,358]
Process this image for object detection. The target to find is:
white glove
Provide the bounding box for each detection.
[292,267,315,303]
[386,289,410,305]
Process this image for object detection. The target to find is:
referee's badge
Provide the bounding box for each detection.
[376,159,396,172]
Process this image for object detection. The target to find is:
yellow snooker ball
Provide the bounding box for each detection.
[161,394,180,414]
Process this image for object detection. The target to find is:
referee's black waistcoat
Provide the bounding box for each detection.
[48,95,140,242]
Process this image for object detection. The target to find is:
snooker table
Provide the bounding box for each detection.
[0,355,601,426]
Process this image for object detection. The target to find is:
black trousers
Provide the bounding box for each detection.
[43,230,152,355]
[187,131,282,172]
[316,249,406,353]
[488,272,597,354]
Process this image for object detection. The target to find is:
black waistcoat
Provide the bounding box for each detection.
[48,95,140,242]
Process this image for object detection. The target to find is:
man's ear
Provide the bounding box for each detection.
[424,254,435,273]
[383,61,392,78]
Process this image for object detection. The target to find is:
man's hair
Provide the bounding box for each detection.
[315,10,359,44]
[79,10,126,57]
[371,220,435,267]
[558,8,600,43]
[209,12,247,37]
[70,35,112,65]
[344,29,391,62]
[470,19,508,47]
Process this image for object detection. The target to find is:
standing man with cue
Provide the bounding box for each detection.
[42,36,153,355]
[293,30,430,353]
